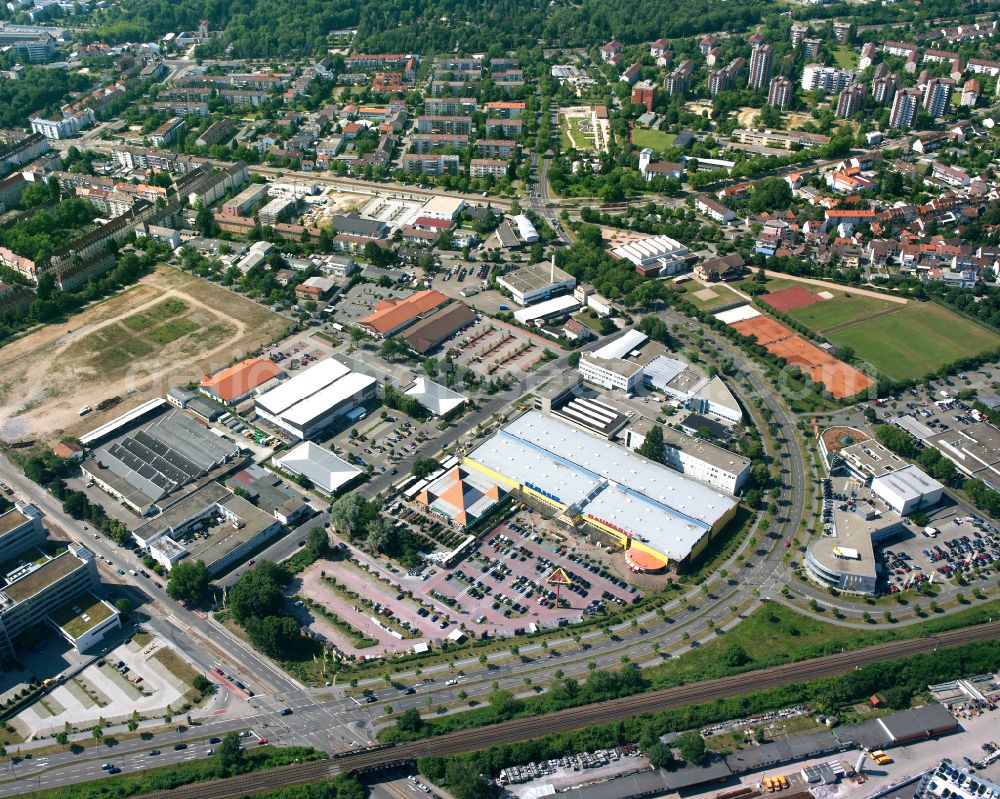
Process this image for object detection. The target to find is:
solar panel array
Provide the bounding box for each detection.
[95,411,240,503]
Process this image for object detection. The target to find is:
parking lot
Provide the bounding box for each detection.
[444,317,555,378]
[295,508,643,656]
[332,283,411,327]
[14,637,190,738]
[876,508,996,597]
[328,415,433,478]
[422,514,641,636]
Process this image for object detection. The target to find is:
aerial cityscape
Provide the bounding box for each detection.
[0,2,998,799]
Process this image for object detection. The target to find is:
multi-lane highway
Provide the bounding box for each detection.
[123,619,1000,799]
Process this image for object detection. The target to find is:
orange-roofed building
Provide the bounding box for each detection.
[483,101,525,118]
[200,358,286,405]
[52,441,84,462]
[357,289,450,337]
[625,548,666,573]
[415,465,504,527]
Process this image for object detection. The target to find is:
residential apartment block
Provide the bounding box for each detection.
[748,39,773,91]
[801,64,855,94]
[768,75,793,108]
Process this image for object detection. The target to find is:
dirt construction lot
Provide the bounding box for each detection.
[0,266,288,442]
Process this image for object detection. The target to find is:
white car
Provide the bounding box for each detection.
[78,406,93,416]
[445,679,458,686]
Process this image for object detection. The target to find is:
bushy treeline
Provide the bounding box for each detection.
[418,640,1000,798]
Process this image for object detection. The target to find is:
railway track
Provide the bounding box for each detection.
[137,620,1000,799]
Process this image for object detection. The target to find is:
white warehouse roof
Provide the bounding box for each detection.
[512,214,538,242]
[256,359,351,416]
[282,372,378,427]
[871,464,944,503]
[513,295,580,323]
[591,329,648,361]
[465,411,737,563]
[273,441,362,494]
[611,235,689,267]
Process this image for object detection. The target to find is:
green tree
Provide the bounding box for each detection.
[166,560,210,604]
[305,526,329,559]
[675,731,706,765]
[411,458,440,479]
[114,598,134,621]
[637,424,666,463]
[396,707,423,734]
[216,731,243,774]
[646,741,673,769]
[246,615,307,658]
[329,494,378,538]
[446,759,492,799]
[488,687,519,719]
[228,561,287,623]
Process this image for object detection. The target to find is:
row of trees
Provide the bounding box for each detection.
[0,238,171,345]
[417,639,1000,799]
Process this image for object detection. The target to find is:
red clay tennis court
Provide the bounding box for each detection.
[731,315,790,345]
[729,314,874,399]
[768,335,874,399]
[762,285,825,312]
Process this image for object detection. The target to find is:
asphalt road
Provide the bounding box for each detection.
[100,619,1000,799]
[0,303,987,793]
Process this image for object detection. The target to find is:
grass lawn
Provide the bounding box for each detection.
[832,45,858,70]
[82,325,155,370]
[151,646,200,694]
[560,114,595,150]
[568,117,594,149]
[644,598,1000,690]
[631,127,677,152]
[682,284,745,312]
[147,318,200,344]
[573,310,609,333]
[825,302,1000,381]
[122,298,188,331]
[785,291,902,332]
[558,115,573,151]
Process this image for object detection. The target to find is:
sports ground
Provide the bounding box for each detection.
[756,278,1000,382]
[826,303,1000,382]
[731,315,874,400]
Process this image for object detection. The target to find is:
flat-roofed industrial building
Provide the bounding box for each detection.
[255,358,378,440]
[464,411,738,571]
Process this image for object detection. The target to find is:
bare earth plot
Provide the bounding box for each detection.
[0,266,288,441]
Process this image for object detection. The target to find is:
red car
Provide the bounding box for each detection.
[247,560,256,567]
[258,738,268,745]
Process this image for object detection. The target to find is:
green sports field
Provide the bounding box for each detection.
[824,303,1000,381]
[785,291,902,331]
[631,128,676,152]
[683,283,745,311]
